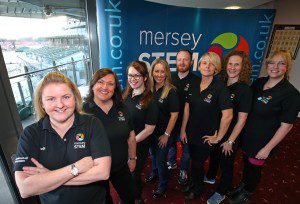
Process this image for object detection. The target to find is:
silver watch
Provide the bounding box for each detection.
[227,140,234,145]
[71,163,79,176]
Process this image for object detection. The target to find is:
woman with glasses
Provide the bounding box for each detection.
[147,58,179,199]
[180,52,233,200]
[14,72,111,204]
[83,68,136,204]
[229,50,300,203]
[123,61,158,203]
[205,51,252,204]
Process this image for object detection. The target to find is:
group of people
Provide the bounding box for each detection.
[13,49,300,204]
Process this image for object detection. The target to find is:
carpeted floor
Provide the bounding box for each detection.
[111,118,300,204]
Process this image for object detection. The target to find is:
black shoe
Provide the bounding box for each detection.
[144,174,158,183]
[152,188,166,199]
[229,189,251,204]
[227,182,245,198]
[184,191,200,200]
[181,183,193,193]
[135,199,144,204]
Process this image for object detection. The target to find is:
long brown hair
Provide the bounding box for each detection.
[150,58,176,99]
[122,61,153,108]
[220,50,252,84]
[86,68,122,106]
[34,72,83,120]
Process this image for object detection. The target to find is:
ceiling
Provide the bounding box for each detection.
[147,0,274,9]
[0,0,85,19]
[0,0,274,20]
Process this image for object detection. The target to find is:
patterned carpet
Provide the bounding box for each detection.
[112,118,300,203]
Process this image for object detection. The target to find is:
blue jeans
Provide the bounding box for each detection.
[149,136,172,190]
[168,134,190,171]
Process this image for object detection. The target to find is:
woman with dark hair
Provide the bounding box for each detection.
[205,51,253,204]
[147,58,179,199]
[123,61,158,203]
[14,72,111,204]
[230,50,300,203]
[84,68,136,204]
[180,52,233,200]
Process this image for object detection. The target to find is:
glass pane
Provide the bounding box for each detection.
[0,160,16,204]
[0,0,91,128]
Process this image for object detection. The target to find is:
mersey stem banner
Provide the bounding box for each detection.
[97,0,275,87]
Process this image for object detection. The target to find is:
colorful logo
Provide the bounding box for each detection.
[208,32,249,57]
[257,95,272,104]
[204,93,213,103]
[118,111,124,117]
[75,133,84,142]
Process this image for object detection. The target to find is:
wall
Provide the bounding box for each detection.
[256,0,300,92]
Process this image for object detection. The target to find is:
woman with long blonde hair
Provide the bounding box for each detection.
[147,58,179,199]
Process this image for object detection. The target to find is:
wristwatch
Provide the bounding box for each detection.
[129,156,137,160]
[227,140,234,145]
[71,163,79,176]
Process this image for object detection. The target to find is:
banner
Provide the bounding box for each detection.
[97,0,275,87]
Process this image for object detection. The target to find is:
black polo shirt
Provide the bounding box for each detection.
[172,72,200,134]
[186,77,232,145]
[124,93,158,145]
[221,82,252,142]
[152,87,179,137]
[14,113,111,204]
[83,101,133,173]
[242,77,300,157]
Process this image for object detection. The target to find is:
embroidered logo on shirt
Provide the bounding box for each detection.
[76,133,85,142]
[184,83,190,91]
[40,147,46,151]
[204,93,213,103]
[15,157,28,163]
[230,93,235,99]
[136,103,142,110]
[118,111,125,121]
[158,98,164,103]
[257,95,272,104]
[74,133,86,149]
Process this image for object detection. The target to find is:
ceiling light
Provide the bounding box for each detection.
[225,6,241,9]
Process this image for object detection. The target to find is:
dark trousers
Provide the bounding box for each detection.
[189,142,212,194]
[132,141,150,199]
[104,164,135,204]
[206,142,238,195]
[149,136,173,190]
[168,133,190,171]
[242,155,263,192]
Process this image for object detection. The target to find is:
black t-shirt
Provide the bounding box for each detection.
[186,77,232,145]
[172,72,200,134]
[83,101,133,173]
[152,87,179,136]
[14,113,111,204]
[124,92,158,145]
[222,82,252,142]
[242,77,300,157]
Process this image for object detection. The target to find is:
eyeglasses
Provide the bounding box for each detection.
[127,74,142,80]
[267,61,286,68]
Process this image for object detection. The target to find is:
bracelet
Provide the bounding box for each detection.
[129,156,137,160]
[164,132,170,137]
